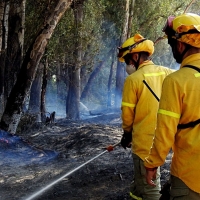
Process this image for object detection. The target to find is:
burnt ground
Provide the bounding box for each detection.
[0,109,171,200]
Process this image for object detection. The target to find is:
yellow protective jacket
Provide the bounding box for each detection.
[144,53,200,193]
[121,60,173,160]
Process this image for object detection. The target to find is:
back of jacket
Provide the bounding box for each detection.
[144,53,200,192]
[121,60,174,160]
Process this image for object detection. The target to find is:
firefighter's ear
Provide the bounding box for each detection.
[177,41,185,54]
[132,53,139,61]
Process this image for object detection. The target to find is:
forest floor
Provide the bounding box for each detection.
[0,109,171,200]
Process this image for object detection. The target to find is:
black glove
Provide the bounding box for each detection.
[121,130,132,149]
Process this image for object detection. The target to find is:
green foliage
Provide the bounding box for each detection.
[46,0,108,72]
[131,0,193,40]
[24,0,200,107]
[24,0,57,52]
[128,0,199,67]
[46,8,75,64]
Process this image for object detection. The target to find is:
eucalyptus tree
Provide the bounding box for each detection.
[23,1,55,121]
[130,0,199,68]
[0,0,25,118]
[44,0,126,116]
[81,48,114,101]
[0,0,9,117]
[65,0,84,119]
[127,0,135,38]
[115,0,130,107]
[0,0,73,134]
[5,0,25,98]
[113,0,200,108]
[28,63,44,121]
[47,0,110,118]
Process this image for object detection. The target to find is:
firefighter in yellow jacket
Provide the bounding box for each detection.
[117,34,174,200]
[144,13,200,199]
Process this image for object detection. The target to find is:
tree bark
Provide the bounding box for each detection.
[0,1,9,118]
[107,50,116,108]
[80,43,92,92]
[40,59,48,122]
[115,0,129,107]
[80,60,105,100]
[81,48,113,101]
[127,0,135,38]
[0,1,5,51]
[66,0,84,119]
[4,0,25,98]
[56,62,62,100]
[28,62,43,122]
[80,66,87,92]
[0,0,73,134]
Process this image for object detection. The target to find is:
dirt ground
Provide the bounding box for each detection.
[0,109,171,200]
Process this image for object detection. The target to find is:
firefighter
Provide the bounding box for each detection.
[117,33,174,200]
[144,13,200,199]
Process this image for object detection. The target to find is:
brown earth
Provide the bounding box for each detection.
[0,110,171,200]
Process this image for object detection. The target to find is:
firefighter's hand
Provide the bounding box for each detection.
[120,130,132,149]
[145,167,157,187]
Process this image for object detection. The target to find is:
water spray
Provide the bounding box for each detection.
[23,141,120,200]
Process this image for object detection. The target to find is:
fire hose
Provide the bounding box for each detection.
[24,141,120,200]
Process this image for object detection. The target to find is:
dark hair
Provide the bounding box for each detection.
[140,51,150,59]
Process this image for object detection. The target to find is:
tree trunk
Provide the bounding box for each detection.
[28,63,43,122]
[81,48,113,101]
[0,1,9,118]
[107,50,116,108]
[0,0,73,134]
[115,0,129,107]
[80,44,92,92]
[0,0,5,51]
[81,61,104,100]
[56,62,62,100]
[80,66,87,92]
[127,0,135,38]
[41,58,48,123]
[4,0,25,98]
[66,66,81,119]
[66,1,84,120]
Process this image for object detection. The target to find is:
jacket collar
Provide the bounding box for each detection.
[138,60,154,70]
[181,53,200,68]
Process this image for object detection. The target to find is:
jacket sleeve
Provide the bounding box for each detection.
[121,77,137,132]
[144,75,181,168]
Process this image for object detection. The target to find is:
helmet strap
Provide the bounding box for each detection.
[180,43,191,58]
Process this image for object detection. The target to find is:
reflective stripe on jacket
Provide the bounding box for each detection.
[144,53,200,193]
[121,60,174,160]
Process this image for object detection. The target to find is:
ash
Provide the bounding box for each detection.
[0,109,171,200]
